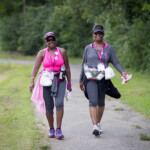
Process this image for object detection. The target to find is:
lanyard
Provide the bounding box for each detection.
[94,42,104,62]
[49,48,58,71]
[50,55,55,71]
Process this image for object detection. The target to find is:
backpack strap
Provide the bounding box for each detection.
[58,47,65,61]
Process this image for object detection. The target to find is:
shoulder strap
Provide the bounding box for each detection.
[57,47,64,61]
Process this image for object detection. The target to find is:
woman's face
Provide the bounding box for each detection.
[46,36,57,49]
[93,31,104,42]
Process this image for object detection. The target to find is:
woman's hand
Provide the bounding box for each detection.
[80,82,84,91]
[67,86,72,92]
[29,81,34,93]
[121,73,132,84]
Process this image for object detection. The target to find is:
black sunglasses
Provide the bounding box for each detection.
[47,38,56,42]
[94,31,104,35]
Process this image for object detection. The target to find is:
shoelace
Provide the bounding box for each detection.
[56,129,62,135]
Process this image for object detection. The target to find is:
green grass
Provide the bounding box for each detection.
[135,125,142,129]
[0,64,44,150]
[40,145,50,150]
[139,133,150,141]
[111,66,150,119]
[0,50,82,64]
[114,108,124,111]
[0,50,36,60]
[69,57,82,64]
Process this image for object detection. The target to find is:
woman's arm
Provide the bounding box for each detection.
[110,46,124,74]
[60,48,72,92]
[110,46,127,79]
[29,49,45,92]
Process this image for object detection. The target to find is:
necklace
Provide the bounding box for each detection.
[49,47,59,71]
[94,42,105,62]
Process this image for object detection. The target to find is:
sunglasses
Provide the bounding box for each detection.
[94,31,104,35]
[47,38,56,42]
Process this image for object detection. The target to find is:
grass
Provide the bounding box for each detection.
[111,66,150,119]
[139,133,150,141]
[40,145,50,150]
[135,125,142,129]
[114,108,124,111]
[0,50,82,64]
[0,50,36,60]
[69,57,82,64]
[0,64,45,150]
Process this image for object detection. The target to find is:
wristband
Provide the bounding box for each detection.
[122,72,127,76]
[122,72,126,75]
[122,72,127,79]
[67,83,71,87]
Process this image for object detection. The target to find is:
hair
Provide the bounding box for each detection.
[93,24,104,30]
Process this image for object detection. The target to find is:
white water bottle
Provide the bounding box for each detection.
[65,90,71,101]
[59,65,66,79]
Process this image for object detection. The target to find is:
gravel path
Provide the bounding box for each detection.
[1,59,150,150]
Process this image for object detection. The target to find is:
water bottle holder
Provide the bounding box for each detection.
[59,71,66,80]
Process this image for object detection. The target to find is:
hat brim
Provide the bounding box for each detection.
[93,29,104,33]
[45,34,56,39]
[44,32,57,41]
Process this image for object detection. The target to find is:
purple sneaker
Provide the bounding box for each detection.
[48,129,55,138]
[56,129,64,139]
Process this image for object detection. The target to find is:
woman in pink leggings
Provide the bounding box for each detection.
[30,32,72,139]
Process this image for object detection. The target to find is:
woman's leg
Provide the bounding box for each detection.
[87,81,98,125]
[87,80,100,135]
[43,86,54,129]
[97,83,105,123]
[46,113,54,129]
[56,109,64,129]
[55,80,66,129]
[89,107,97,125]
[96,83,105,132]
[96,106,104,123]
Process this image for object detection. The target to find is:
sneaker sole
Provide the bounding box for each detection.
[48,135,55,138]
[93,129,100,136]
[56,135,64,139]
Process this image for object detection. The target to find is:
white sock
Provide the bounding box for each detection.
[93,125,98,129]
[97,123,100,126]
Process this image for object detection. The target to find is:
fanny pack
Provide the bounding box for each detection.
[84,64,115,80]
[105,66,115,80]
[40,71,54,86]
[84,64,104,80]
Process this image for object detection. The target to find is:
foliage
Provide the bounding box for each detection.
[18,6,49,55]
[0,0,150,71]
[0,13,21,51]
[44,3,93,57]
